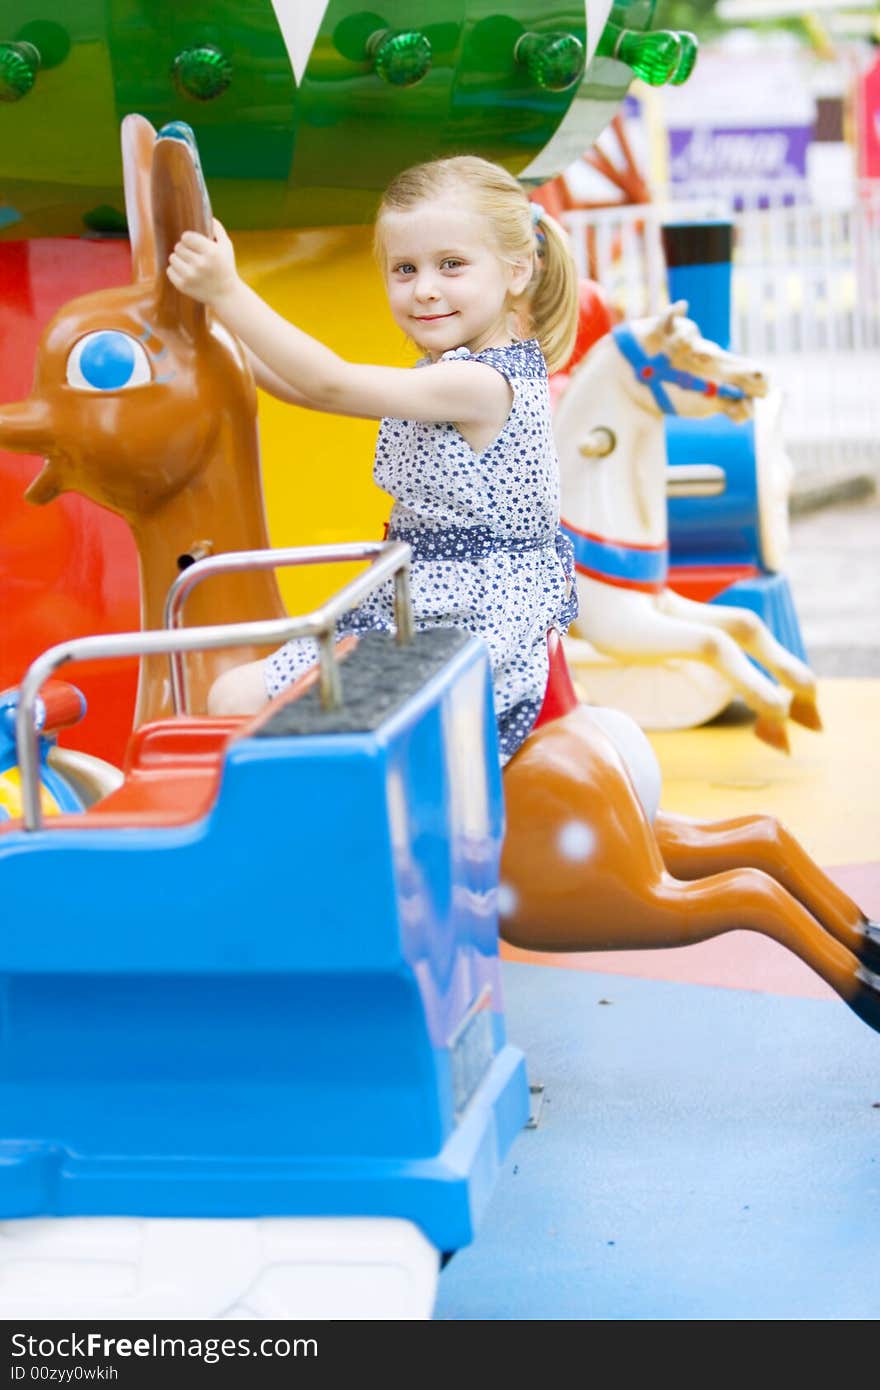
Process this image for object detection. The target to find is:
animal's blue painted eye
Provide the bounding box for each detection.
[66,332,152,392]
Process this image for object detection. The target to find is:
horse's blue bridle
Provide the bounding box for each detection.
[612,323,746,415]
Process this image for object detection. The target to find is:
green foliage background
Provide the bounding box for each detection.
[651,0,825,42]
[653,0,727,38]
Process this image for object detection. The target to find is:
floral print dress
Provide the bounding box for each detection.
[265,337,577,762]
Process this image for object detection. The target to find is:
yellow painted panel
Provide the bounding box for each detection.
[234,226,419,616]
[0,767,61,818]
[648,678,880,866]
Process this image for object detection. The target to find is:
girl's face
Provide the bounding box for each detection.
[380,199,532,360]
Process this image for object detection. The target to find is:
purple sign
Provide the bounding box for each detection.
[668,125,811,185]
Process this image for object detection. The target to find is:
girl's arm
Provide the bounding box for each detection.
[245,350,383,418]
[167,223,511,429]
[245,348,313,407]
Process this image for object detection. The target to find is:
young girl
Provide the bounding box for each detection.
[166,155,580,762]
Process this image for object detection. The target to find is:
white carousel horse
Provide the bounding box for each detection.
[553,302,820,749]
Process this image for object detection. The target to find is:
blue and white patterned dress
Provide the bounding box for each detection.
[265,337,577,762]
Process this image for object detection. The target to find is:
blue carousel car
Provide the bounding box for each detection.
[0,544,528,1319]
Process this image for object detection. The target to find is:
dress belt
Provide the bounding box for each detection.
[388,521,557,562]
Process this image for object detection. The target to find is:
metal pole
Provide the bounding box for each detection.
[163,541,414,714]
[18,542,413,830]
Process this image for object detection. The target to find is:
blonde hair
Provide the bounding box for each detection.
[374,156,579,375]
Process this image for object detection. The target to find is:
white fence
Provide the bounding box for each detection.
[562,182,880,486]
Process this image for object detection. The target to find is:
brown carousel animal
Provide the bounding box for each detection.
[0,116,284,727]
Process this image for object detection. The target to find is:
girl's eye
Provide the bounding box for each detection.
[66,331,152,392]
[442,259,464,270]
[394,263,416,276]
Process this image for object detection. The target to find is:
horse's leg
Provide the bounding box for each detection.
[573,587,792,737]
[656,588,820,730]
[656,810,880,970]
[501,711,880,1033]
[640,868,880,1034]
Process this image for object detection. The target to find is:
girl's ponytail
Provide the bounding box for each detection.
[526,209,580,375]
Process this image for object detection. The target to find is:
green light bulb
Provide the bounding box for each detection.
[172,45,233,102]
[615,29,681,86]
[515,32,585,93]
[369,31,432,87]
[670,31,698,85]
[0,41,40,102]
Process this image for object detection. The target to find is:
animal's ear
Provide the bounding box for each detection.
[121,114,159,282]
[644,299,691,355]
[664,299,688,332]
[150,123,213,337]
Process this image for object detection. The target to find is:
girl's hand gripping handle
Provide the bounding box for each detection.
[167,218,240,306]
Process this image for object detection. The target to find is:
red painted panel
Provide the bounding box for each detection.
[0,238,138,764]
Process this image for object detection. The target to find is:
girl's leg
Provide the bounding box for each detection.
[207,634,360,717]
[207,659,270,716]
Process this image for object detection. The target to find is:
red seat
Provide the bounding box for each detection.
[0,640,363,833]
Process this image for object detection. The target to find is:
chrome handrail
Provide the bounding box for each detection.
[16,541,412,832]
[163,541,414,714]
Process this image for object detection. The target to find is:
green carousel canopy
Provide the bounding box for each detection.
[0,0,697,237]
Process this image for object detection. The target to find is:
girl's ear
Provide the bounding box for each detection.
[508,255,535,300]
[121,114,159,282]
[150,124,213,337]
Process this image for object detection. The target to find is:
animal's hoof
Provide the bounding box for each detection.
[789,693,823,731]
[849,967,880,1035]
[753,714,790,754]
[858,921,880,973]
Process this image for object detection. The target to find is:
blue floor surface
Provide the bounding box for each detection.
[435,961,880,1321]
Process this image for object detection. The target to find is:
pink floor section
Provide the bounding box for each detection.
[502,863,879,999]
